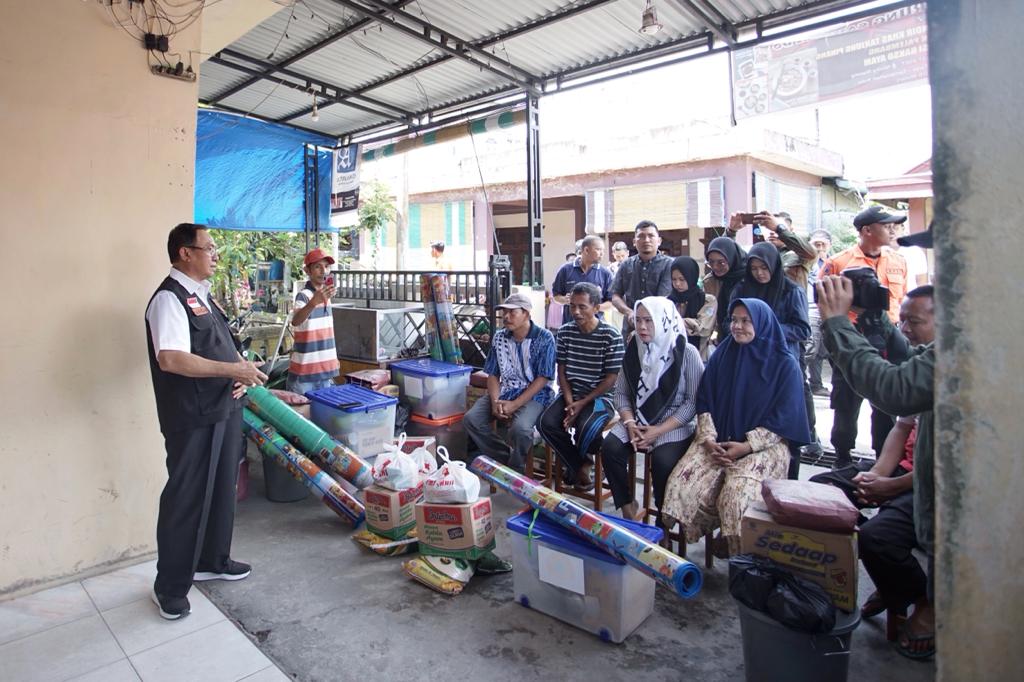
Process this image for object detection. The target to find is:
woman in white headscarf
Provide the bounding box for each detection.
[601,296,704,521]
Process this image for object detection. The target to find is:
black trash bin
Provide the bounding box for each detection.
[736,600,860,682]
[262,456,310,503]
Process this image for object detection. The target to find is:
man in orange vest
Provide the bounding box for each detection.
[822,206,910,468]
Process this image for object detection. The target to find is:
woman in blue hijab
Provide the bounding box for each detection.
[662,298,811,557]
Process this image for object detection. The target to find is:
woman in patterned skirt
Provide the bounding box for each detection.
[662,298,811,557]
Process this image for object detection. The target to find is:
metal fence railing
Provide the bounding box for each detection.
[330,269,511,368]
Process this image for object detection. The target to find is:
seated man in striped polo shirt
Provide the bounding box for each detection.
[539,282,625,490]
[286,248,340,395]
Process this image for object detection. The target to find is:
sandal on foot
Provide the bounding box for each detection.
[861,591,886,618]
[895,624,935,660]
[574,468,594,491]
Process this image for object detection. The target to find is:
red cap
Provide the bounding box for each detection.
[303,248,335,267]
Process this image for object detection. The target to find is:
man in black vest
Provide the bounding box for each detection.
[144,223,267,620]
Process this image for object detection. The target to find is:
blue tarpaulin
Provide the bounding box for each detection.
[194,110,336,232]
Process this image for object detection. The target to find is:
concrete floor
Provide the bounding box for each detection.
[201,444,935,682]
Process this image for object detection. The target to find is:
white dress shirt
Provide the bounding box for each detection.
[145,268,214,354]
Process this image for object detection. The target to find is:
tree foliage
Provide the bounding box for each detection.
[357,180,396,267]
[208,229,308,317]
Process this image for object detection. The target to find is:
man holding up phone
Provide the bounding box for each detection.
[286,247,340,395]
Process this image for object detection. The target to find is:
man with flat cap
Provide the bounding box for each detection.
[464,293,555,472]
[821,206,911,469]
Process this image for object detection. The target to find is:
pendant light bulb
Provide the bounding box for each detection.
[311,93,320,122]
[639,0,663,36]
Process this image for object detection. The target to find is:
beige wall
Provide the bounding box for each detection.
[0,4,202,596]
[930,0,1024,678]
[493,210,576,289]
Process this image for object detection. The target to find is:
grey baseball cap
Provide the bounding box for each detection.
[495,293,533,311]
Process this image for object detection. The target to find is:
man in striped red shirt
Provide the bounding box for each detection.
[286,248,340,395]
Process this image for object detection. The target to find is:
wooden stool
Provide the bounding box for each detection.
[638,451,714,568]
[551,416,621,512]
[525,443,554,487]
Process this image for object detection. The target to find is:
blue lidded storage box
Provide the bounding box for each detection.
[505,511,663,643]
[307,384,397,458]
[390,358,472,420]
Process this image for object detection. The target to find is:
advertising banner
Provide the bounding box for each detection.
[330,144,360,216]
[732,3,928,120]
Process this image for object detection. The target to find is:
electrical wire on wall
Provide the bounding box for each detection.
[102,0,229,77]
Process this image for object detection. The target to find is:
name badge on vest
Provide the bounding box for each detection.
[186,296,210,316]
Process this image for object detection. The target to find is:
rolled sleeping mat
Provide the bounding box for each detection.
[242,408,364,526]
[420,275,444,361]
[430,274,463,365]
[469,455,702,599]
[246,386,374,489]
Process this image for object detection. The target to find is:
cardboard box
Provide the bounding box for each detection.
[346,368,391,391]
[364,483,423,540]
[415,498,496,560]
[740,503,858,611]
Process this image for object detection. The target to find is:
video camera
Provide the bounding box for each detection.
[814,266,890,313]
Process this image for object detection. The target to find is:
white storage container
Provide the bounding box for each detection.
[390,358,472,420]
[308,384,397,458]
[505,511,663,643]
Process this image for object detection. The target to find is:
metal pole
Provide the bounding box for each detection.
[525,95,543,287]
[313,146,321,248]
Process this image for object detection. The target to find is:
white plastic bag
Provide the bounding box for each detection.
[408,443,438,478]
[422,447,480,503]
[371,436,420,490]
[388,432,437,478]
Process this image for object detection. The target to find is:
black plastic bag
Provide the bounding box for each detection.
[728,554,777,612]
[394,404,410,435]
[729,554,837,634]
[765,574,836,633]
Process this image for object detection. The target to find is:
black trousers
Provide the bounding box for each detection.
[155,410,242,598]
[537,395,614,482]
[601,433,690,511]
[859,491,928,611]
[829,363,894,464]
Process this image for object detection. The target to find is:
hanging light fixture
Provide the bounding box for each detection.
[639,0,663,36]
[311,90,320,122]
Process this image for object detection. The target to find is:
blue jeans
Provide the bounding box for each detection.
[285,374,333,398]
[463,394,544,470]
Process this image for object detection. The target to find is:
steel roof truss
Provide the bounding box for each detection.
[671,0,736,45]
[208,55,409,125]
[329,0,541,94]
[217,48,413,120]
[340,0,619,100]
[206,0,417,106]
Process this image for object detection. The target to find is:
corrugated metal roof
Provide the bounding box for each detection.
[199,0,900,141]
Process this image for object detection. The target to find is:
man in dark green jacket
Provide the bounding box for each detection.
[817,273,935,659]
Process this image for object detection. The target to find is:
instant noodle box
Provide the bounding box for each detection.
[415,497,495,560]
[363,483,423,540]
[740,502,858,611]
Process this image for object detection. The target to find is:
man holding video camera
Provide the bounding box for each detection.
[820,206,910,468]
[816,223,936,657]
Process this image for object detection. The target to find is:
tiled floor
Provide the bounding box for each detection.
[0,560,288,682]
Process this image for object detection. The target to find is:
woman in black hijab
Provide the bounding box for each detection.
[669,256,716,357]
[703,237,747,339]
[730,242,810,361]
